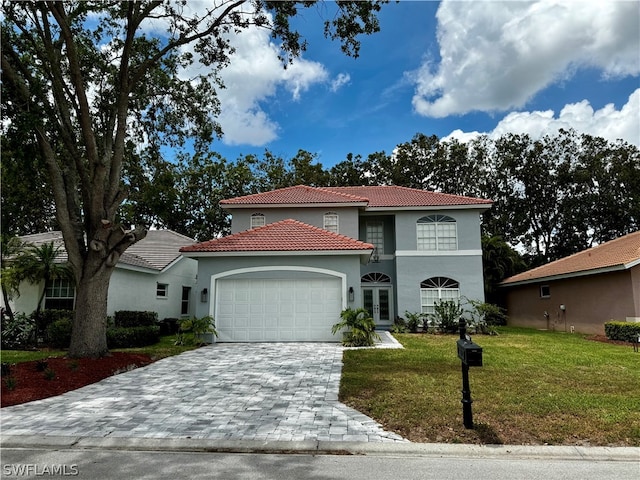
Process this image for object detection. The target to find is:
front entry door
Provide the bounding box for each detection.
[362,287,392,324]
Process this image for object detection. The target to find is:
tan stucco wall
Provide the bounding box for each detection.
[504,268,638,335]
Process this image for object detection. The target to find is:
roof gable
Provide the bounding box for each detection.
[180,219,374,253]
[220,185,492,209]
[502,231,640,285]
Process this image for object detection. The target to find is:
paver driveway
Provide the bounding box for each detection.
[1,343,405,442]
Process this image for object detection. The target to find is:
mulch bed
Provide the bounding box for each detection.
[1,352,154,408]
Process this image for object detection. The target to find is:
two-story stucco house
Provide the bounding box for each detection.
[180,185,493,342]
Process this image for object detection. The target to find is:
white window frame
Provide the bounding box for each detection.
[250,213,266,229]
[419,277,460,315]
[417,215,458,251]
[157,283,168,298]
[323,212,339,233]
[366,221,384,256]
[44,278,76,310]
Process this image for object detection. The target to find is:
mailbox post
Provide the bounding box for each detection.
[457,318,482,429]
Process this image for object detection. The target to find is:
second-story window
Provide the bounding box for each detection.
[250,213,266,229]
[324,212,339,233]
[417,215,457,251]
[366,221,384,256]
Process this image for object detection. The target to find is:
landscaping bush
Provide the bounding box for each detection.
[107,325,160,348]
[332,308,380,347]
[428,300,463,333]
[604,321,640,342]
[174,316,217,346]
[159,317,180,335]
[45,318,73,348]
[403,311,424,333]
[1,313,36,349]
[38,309,74,334]
[114,310,158,328]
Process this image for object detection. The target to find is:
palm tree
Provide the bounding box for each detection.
[13,242,73,343]
[0,235,25,322]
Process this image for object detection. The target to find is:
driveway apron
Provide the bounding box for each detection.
[0,343,406,443]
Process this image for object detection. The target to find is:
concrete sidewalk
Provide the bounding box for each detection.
[2,435,639,462]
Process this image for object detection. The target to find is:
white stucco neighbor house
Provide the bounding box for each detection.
[5,230,198,320]
[180,185,493,342]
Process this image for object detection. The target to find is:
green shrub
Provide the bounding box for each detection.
[428,300,464,333]
[332,308,381,347]
[107,326,160,348]
[44,318,73,348]
[174,316,217,346]
[38,309,74,333]
[390,316,408,334]
[1,313,36,349]
[403,311,424,333]
[604,321,640,342]
[114,311,158,328]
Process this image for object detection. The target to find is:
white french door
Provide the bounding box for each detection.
[362,286,393,325]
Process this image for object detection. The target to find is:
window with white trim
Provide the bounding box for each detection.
[44,278,75,310]
[181,286,191,315]
[157,283,168,298]
[420,277,460,315]
[540,285,550,298]
[250,213,266,229]
[417,215,457,251]
[366,221,384,256]
[323,212,339,233]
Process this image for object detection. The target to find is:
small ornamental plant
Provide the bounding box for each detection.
[332,308,381,347]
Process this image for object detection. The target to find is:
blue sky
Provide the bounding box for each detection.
[182,1,639,168]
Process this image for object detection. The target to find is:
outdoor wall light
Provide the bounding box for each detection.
[559,304,566,311]
[201,288,208,303]
[348,286,354,302]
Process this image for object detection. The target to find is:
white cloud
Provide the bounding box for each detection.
[444,88,640,146]
[140,2,328,146]
[330,73,351,92]
[413,0,640,117]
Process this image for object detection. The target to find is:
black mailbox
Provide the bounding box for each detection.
[457,338,483,367]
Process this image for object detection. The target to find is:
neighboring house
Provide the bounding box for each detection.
[501,231,640,335]
[180,185,492,342]
[5,230,198,320]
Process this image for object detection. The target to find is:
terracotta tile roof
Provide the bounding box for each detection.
[19,230,194,271]
[502,231,640,285]
[220,185,368,206]
[180,219,375,253]
[326,186,492,207]
[221,185,492,208]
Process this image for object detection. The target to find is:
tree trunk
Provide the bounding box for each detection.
[68,261,112,358]
[1,288,14,322]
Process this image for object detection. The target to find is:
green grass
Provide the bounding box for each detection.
[340,327,640,446]
[0,334,198,364]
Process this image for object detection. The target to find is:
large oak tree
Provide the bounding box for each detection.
[1,0,385,358]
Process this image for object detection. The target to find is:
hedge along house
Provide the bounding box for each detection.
[180,185,493,342]
[501,230,640,335]
[5,230,198,320]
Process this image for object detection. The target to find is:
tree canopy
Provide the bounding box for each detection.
[1,0,387,357]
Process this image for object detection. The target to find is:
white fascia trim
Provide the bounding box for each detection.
[222,202,367,210]
[625,258,640,269]
[115,263,158,274]
[364,205,492,212]
[396,250,482,257]
[208,266,348,319]
[501,264,628,287]
[184,250,372,258]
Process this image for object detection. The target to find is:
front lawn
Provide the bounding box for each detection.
[340,327,640,446]
[0,334,198,364]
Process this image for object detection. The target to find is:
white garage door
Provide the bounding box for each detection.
[215,277,343,342]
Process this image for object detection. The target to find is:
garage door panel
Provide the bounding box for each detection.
[216,277,341,342]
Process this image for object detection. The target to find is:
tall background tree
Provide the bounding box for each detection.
[1,0,386,357]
